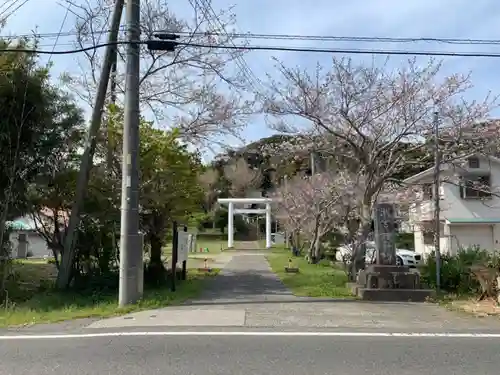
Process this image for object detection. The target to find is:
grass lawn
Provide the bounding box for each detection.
[163,237,227,257]
[0,260,219,328]
[266,249,353,298]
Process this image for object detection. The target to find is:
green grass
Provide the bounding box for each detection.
[257,239,279,249]
[163,238,227,257]
[0,261,219,328]
[266,249,353,298]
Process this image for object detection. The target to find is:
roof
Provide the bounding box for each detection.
[403,153,500,185]
[5,220,35,231]
[5,208,70,232]
[445,218,500,224]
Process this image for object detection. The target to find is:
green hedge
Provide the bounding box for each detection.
[420,246,500,295]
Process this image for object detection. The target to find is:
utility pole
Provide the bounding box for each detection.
[310,151,320,263]
[110,50,117,105]
[284,175,289,249]
[432,111,442,293]
[106,37,118,171]
[56,0,125,289]
[107,12,119,271]
[310,151,316,175]
[118,0,141,306]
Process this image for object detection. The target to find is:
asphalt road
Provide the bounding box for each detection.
[1,333,499,375]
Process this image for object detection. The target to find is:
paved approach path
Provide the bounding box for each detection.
[85,252,500,332]
[193,252,297,303]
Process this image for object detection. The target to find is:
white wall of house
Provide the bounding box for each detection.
[8,215,53,259]
[448,224,495,254]
[409,155,500,222]
[414,223,500,257]
[413,224,449,259]
[409,155,500,258]
[9,231,52,259]
[440,156,500,220]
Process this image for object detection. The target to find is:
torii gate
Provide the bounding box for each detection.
[217,198,273,249]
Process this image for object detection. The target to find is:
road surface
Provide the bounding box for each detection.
[1,332,499,374]
[2,252,500,374]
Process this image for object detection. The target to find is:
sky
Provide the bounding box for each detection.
[4,0,500,154]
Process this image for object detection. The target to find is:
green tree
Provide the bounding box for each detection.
[0,39,84,216]
[0,38,84,294]
[106,107,204,281]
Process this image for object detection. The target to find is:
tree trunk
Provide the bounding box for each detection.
[348,203,372,282]
[313,238,321,262]
[307,238,322,264]
[308,216,322,264]
[149,234,163,268]
[146,234,166,284]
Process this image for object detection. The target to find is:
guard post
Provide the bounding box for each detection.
[171,221,178,292]
[181,225,188,280]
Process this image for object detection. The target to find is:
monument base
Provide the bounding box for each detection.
[353,264,434,302]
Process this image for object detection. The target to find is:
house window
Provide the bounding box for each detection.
[460,174,491,199]
[422,183,443,200]
[468,157,480,168]
[423,232,434,245]
[422,184,433,200]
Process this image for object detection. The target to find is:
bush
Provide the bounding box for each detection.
[420,246,500,295]
[395,233,414,250]
[189,212,214,232]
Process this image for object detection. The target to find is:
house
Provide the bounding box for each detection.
[404,153,500,258]
[6,217,52,259]
[6,208,68,259]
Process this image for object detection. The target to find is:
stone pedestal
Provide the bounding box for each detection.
[354,264,434,302]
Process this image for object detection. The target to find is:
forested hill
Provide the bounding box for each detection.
[212,134,435,193]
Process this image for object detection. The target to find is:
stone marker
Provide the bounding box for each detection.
[353,203,434,302]
[373,203,396,265]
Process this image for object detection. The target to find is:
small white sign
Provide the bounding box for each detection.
[177,231,189,262]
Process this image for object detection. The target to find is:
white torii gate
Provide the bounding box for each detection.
[217,198,273,249]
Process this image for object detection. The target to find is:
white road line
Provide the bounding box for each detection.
[2,331,500,340]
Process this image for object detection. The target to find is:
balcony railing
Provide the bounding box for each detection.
[409,201,434,222]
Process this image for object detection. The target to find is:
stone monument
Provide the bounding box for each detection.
[374,203,396,265]
[352,203,434,302]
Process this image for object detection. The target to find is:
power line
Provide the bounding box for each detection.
[192,32,500,46]
[0,0,21,18]
[0,28,126,40]
[4,40,500,58]
[0,0,30,21]
[0,0,16,14]
[192,0,262,92]
[46,5,71,65]
[5,29,500,46]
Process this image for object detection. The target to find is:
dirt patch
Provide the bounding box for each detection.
[450,298,500,317]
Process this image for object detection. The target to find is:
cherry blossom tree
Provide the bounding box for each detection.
[224,157,262,197]
[272,171,360,263]
[62,0,255,148]
[198,168,219,212]
[263,57,498,279]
